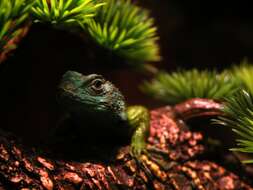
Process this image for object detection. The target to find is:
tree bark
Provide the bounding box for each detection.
[0,99,252,189]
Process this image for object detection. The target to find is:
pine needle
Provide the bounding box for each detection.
[86,0,160,62]
[216,90,253,163]
[31,0,105,26]
[230,59,253,95]
[141,69,239,104]
[0,0,34,52]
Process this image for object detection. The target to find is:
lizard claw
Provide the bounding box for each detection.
[130,141,146,158]
[129,143,154,182]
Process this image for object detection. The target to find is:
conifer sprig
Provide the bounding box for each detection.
[141,70,238,104]
[0,0,34,52]
[216,90,253,163]
[31,0,105,27]
[230,60,253,95]
[86,0,160,62]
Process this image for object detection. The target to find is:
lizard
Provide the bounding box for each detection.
[57,70,150,157]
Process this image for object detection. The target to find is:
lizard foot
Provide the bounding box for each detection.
[129,143,155,182]
[130,141,147,158]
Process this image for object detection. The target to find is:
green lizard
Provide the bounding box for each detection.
[57,71,150,157]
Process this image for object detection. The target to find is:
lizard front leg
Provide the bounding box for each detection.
[127,106,150,157]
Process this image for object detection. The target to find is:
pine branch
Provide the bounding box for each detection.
[141,69,239,105]
[230,59,253,95]
[216,90,253,163]
[1,0,160,66]
[0,0,34,57]
[86,0,160,62]
[31,0,105,27]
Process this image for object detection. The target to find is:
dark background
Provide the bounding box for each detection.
[0,0,252,144]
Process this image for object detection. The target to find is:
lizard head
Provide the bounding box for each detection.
[58,71,127,122]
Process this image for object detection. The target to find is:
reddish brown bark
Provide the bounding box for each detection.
[0,100,252,189]
[173,98,223,120]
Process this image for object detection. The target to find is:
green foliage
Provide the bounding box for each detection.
[1,0,160,65]
[31,0,105,26]
[86,0,160,62]
[0,0,34,51]
[216,90,253,163]
[141,70,238,104]
[230,59,253,95]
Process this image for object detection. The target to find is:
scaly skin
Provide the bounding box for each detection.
[58,71,150,157]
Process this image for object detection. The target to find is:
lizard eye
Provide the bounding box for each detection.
[90,78,105,93]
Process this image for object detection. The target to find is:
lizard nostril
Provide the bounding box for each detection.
[61,83,74,91]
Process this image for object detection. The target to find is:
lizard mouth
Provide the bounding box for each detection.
[57,87,82,108]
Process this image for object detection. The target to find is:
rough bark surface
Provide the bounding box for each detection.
[0,99,252,189]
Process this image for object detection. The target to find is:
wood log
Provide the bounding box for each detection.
[0,100,252,189]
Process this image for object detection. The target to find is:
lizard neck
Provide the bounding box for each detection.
[71,111,130,141]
